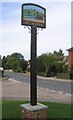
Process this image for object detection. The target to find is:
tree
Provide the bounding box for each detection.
[2,56,8,69]
[11,53,24,60]
[53,49,64,61]
[37,53,57,76]
[37,49,67,77]
[2,53,28,72]
[37,53,49,72]
[20,59,28,72]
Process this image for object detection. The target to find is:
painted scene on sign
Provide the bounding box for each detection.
[23,5,45,23]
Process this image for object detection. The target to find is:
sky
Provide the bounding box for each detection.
[0,0,72,60]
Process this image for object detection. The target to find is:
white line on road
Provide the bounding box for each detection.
[58,91,63,94]
[40,87,44,90]
[12,80,21,83]
[9,78,21,84]
[16,81,21,84]
[50,90,55,92]
[65,93,72,96]
[45,88,50,91]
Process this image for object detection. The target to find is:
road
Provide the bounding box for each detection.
[5,72,72,95]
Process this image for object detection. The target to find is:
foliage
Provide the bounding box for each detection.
[2,50,68,76]
[37,49,68,77]
[2,53,28,73]
[57,73,71,79]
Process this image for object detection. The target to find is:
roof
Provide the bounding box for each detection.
[66,47,73,51]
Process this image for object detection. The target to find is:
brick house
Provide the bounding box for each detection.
[67,47,73,73]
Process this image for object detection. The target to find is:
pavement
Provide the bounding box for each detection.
[1,77,72,104]
[37,76,72,83]
[23,73,72,83]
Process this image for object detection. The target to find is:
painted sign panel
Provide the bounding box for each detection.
[21,3,46,28]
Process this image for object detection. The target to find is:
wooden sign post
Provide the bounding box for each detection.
[21,3,46,106]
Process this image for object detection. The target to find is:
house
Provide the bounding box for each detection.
[67,47,73,72]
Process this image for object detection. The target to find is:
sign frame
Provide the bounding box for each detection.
[21,3,46,28]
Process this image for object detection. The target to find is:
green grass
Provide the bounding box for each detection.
[2,100,27,119]
[43,102,72,118]
[2,100,73,119]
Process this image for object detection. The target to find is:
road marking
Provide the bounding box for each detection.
[9,78,14,81]
[50,90,55,92]
[9,78,22,84]
[40,87,44,90]
[58,91,63,94]
[9,79,16,83]
[65,93,72,96]
[45,88,50,91]
[12,80,21,83]
[16,81,21,84]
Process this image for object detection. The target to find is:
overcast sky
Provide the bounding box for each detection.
[0,0,72,60]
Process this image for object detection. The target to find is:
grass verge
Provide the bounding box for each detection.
[2,100,73,119]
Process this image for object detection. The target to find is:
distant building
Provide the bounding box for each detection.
[67,47,73,72]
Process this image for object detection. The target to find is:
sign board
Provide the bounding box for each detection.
[21,3,46,28]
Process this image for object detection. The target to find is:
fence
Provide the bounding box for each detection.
[57,73,73,79]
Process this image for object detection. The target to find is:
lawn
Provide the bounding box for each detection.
[1,100,73,120]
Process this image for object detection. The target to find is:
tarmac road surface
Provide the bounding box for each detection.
[2,77,72,104]
[5,72,72,95]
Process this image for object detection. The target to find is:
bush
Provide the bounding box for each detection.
[47,72,55,77]
[57,73,71,79]
[14,68,22,73]
[37,72,46,77]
